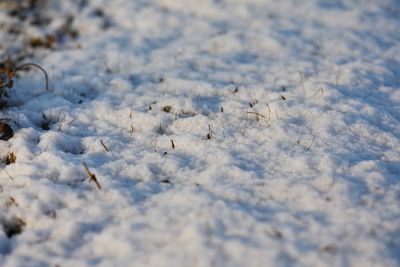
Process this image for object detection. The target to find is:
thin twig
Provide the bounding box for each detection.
[82,162,102,190]
[100,139,109,152]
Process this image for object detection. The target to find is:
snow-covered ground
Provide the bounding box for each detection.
[0,0,399,266]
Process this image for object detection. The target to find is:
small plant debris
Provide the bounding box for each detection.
[1,216,26,238]
[171,139,175,149]
[29,35,55,48]
[129,125,135,134]
[148,101,157,111]
[0,61,14,90]
[41,113,51,130]
[0,61,49,92]
[5,152,16,165]
[206,125,212,140]
[92,8,105,17]
[162,105,173,113]
[275,111,281,120]
[249,100,258,108]
[269,226,283,239]
[57,15,79,41]
[266,104,271,122]
[5,196,18,207]
[47,210,57,219]
[321,244,337,253]
[156,124,166,135]
[245,111,267,119]
[82,162,102,190]
[0,122,14,140]
[100,139,109,152]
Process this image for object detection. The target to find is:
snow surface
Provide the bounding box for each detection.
[0,0,400,266]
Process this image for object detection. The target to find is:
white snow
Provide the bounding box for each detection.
[0,0,400,266]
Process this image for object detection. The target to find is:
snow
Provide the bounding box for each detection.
[0,0,400,266]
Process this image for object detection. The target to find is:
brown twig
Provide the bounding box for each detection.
[82,162,102,190]
[100,139,109,152]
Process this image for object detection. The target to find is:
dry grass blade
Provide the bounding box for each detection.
[16,63,49,91]
[100,139,109,152]
[245,111,267,118]
[0,62,49,91]
[82,162,102,190]
[266,104,271,122]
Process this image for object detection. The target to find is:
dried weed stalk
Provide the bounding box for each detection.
[82,162,102,190]
[0,61,49,91]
